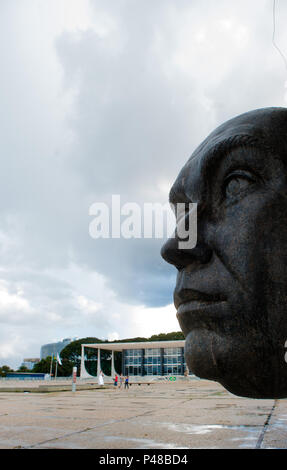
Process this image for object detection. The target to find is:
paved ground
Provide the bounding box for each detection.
[0,378,286,449]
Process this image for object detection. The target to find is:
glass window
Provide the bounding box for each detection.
[143,364,161,376]
[124,346,185,376]
[145,348,160,356]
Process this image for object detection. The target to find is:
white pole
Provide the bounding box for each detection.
[80,345,85,378]
[111,350,116,378]
[72,366,77,392]
[49,355,53,378]
[97,348,101,377]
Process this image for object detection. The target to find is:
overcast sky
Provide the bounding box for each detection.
[1,0,287,368]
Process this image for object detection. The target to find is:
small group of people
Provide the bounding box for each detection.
[98,371,129,389]
[114,373,129,389]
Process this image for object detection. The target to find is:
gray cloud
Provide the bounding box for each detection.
[0,0,287,366]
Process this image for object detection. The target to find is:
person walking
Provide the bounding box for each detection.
[125,375,129,390]
[98,370,104,386]
[114,374,118,387]
[119,373,124,389]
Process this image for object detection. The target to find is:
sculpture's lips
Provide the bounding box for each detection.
[174,289,226,310]
[175,292,228,333]
[177,300,226,314]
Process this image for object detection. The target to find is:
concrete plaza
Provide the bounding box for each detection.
[0,377,286,449]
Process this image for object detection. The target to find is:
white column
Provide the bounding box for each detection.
[97,348,101,377]
[80,344,85,378]
[80,344,94,379]
[111,350,116,377]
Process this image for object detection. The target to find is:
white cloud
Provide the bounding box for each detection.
[130,303,178,338]
[76,295,102,315]
[0,280,34,320]
[107,331,120,341]
[0,335,24,361]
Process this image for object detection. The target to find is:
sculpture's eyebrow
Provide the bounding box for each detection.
[198,134,274,183]
[204,134,265,165]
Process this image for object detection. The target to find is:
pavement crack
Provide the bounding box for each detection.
[255,400,277,449]
[17,410,155,449]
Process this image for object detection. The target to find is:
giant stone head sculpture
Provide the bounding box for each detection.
[161,107,287,398]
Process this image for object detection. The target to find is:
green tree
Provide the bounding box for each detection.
[32,356,71,377]
[148,331,184,341]
[32,357,53,374]
[17,365,29,373]
[0,365,14,377]
[54,358,73,377]
[60,337,111,376]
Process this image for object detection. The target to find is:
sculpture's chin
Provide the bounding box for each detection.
[184,329,287,399]
[184,330,222,382]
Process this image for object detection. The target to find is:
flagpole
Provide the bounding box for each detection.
[55,360,58,380]
[49,355,53,378]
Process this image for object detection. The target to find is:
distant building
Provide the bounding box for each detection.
[80,340,191,378]
[40,338,74,360]
[21,358,40,370]
[6,372,46,380]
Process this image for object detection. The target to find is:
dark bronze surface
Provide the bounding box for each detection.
[161,107,287,398]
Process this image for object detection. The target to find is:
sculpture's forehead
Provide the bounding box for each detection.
[170,108,287,202]
[186,120,256,174]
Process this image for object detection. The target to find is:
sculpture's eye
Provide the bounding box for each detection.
[223,171,255,200]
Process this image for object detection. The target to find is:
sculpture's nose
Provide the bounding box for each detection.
[161,207,213,270]
[161,236,212,270]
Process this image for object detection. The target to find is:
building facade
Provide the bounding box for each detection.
[6,372,46,380]
[80,340,190,378]
[123,346,186,376]
[21,358,40,370]
[40,338,74,359]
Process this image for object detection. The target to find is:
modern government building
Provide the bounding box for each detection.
[80,340,190,378]
[40,338,74,360]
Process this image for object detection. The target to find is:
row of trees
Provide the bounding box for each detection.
[0,331,185,377]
